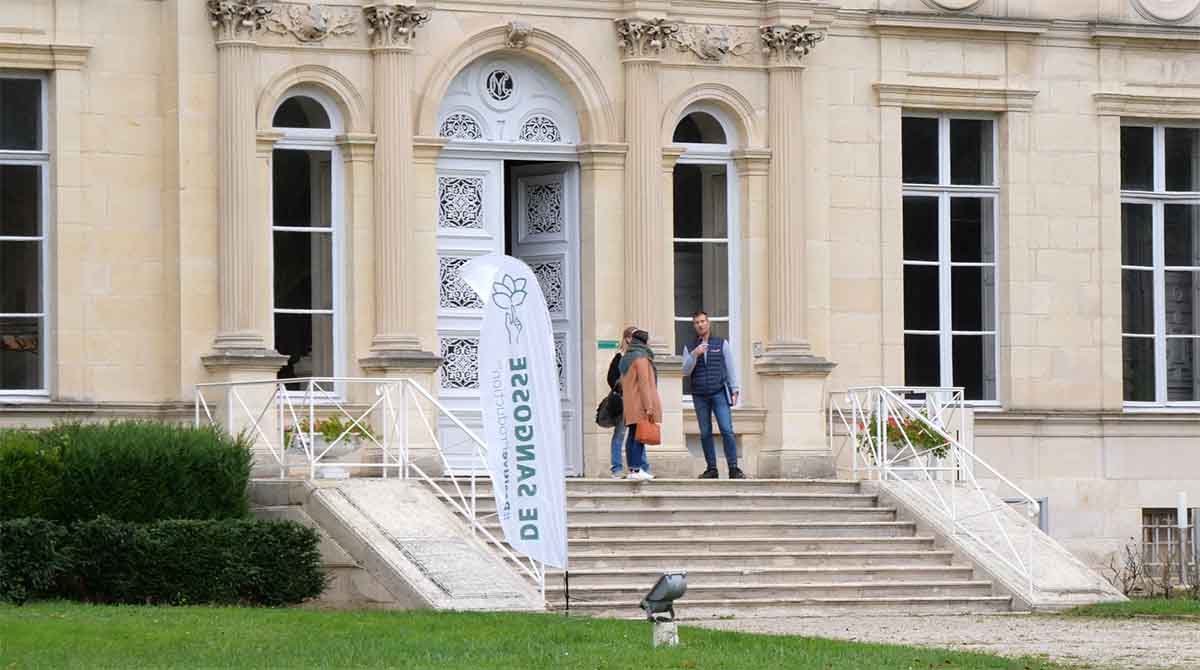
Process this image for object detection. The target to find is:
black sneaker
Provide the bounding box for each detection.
[698,468,719,479]
[728,467,746,479]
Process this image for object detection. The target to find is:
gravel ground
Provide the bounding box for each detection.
[693,613,1200,670]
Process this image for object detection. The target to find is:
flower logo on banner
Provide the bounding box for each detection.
[491,274,528,344]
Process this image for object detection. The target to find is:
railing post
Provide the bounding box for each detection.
[307,379,316,480]
[277,383,286,479]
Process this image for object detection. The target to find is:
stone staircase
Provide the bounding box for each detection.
[437,478,1015,618]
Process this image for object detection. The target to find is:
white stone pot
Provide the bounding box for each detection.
[288,434,362,479]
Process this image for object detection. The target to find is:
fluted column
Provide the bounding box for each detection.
[615,18,677,352]
[360,5,440,371]
[760,25,824,360]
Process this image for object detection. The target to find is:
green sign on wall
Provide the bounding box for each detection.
[597,340,618,350]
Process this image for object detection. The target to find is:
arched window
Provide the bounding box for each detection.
[270,90,342,389]
[672,111,727,144]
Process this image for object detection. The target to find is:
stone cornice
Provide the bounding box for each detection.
[1090,22,1200,47]
[336,132,377,161]
[364,3,430,48]
[733,148,772,175]
[359,350,442,373]
[1094,92,1200,119]
[754,353,836,377]
[577,143,627,171]
[869,11,1050,41]
[875,83,1038,112]
[0,42,91,70]
[412,135,449,162]
[661,145,687,171]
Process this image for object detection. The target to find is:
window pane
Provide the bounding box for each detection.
[904,334,940,387]
[0,240,40,313]
[952,334,997,400]
[275,312,334,387]
[673,165,727,239]
[672,112,726,144]
[950,119,994,186]
[1165,127,1200,192]
[1122,203,1153,266]
[0,78,41,151]
[1165,204,1200,267]
[1165,271,1200,335]
[1122,269,1154,334]
[1121,126,1154,191]
[273,231,332,311]
[1123,337,1156,401]
[950,197,995,263]
[273,96,331,129]
[0,316,42,390]
[902,117,938,185]
[951,266,995,331]
[673,241,728,320]
[1166,338,1200,401]
[0,164,41,236]
[903,196,938,262]
[273,149,331,228]
[903,265,939,331]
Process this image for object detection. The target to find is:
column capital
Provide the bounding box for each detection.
[364,4,430,49]
[578,143,627,171]
[207,0,270,43]
[661,145,686,173]
[255,130,283,157]
[760,24,824,66]
[614,17,679,60]
[413,135,449,162]
[337,132,377,162]
[733,148,772,175]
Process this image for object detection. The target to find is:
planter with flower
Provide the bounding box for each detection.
[285,416,376,479]
[855,412,950,476]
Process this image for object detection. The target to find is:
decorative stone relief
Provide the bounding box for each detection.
[524,182,563,234]
[439,112,483,140]
[439,336,479,389]
[530,259,565,314]
[264,3,356,42]
[921,0,984,11]
[363,4,430,47]
[485,69,515,102]
[614,18,679,58]
[507,21,533,49]
[760,24,825,65]
[553,333,567,393]
[439,256,484,309]
[518,115,562,143]
[1130,0,1200,23]
[437,176,484,229]
[207,0,271,40]
[669,25,755,62]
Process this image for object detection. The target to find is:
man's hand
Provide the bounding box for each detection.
[731,392,739,405]
[693,341,709,356]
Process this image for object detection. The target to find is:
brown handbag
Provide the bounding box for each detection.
[636,419,661,446]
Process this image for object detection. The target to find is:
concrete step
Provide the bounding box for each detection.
[547,566,977,589]
[558,536,939,555]
[462,506,898,524]
[551,595,1013,618]
[467,492,882,510]
[432,478,863,496]
[545,580,996,602]
[250,504,358,568]
[478,520,919,540]
[551,550,957,570]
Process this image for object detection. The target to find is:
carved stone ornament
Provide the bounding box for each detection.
[264,3,357,43]
[614,18,680,58]
[207,0,271,40]
[669,24,755,62]
[363,4,431,48]
[1130,0,1200,23]
[760,24,825,65]
[921,0,984,11]
[507,21,533,49]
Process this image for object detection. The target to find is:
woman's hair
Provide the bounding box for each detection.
[619,325,638,353]
[632,329,649,344]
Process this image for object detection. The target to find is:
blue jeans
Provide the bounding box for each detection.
[624,424,647,474]
[611,419,649,473]
[693,391,738,469]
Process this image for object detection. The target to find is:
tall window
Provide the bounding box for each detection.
[902,113,999,401]
[0,75,47,394]
[1121,124,1200,404]
[672,110,736,395]
[271,93,339,389]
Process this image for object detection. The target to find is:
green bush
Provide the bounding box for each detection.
[1,517,326,606]
[0,421,253,522]
[0,518,72,605]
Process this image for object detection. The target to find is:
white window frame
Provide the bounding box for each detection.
[671,104,741,406]
[0,71,50,398]
[270,88,344,398]
[901,111,1001,405]
[1121,121,1200,408]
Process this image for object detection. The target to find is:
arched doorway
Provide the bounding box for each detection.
[433,55,584,474]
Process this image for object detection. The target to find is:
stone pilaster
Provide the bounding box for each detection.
[204,0,285,375]
[359,4,440,375]
[616,17,676,353]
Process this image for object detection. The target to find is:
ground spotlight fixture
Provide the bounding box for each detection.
[640,570,687,622]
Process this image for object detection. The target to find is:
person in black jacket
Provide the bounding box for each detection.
[607,326,650,478]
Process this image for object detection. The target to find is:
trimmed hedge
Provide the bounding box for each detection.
[0,517,326,606]
[0,421,253,523]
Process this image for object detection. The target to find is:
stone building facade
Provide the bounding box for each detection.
[2,0,1199,567]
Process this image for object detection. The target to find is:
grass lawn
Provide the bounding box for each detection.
[0,602,1067,670]
[1064,597,1200,619]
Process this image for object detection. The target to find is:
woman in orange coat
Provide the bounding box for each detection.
[617,329,662,481]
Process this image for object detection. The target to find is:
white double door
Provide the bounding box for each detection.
[435,157,582,474]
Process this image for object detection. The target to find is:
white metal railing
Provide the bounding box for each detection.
[829,386,1040,598]
[194,377,545,601]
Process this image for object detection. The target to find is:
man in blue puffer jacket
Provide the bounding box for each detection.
[682,310,745,479]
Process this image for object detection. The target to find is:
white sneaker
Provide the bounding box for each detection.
[627,470,654,481]
[610,471,625,479]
